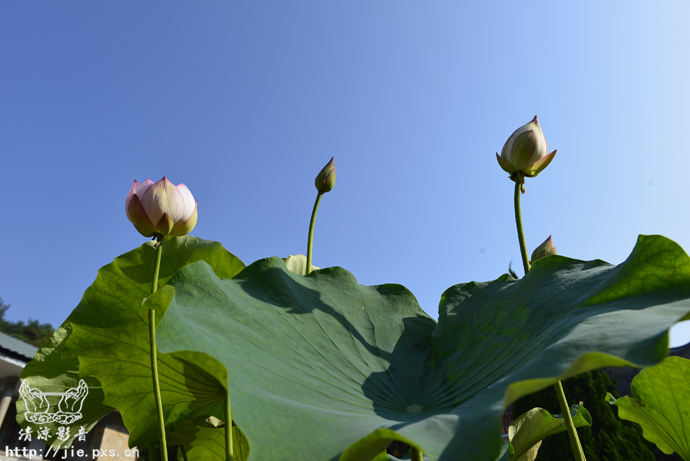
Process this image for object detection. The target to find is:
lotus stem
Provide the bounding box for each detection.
[151,234,164,293]
[306,192,324,275]
[513,176,530,276]
[225,392,234,461]
[512,177,585,461]
[150,235,168,461]
[411,447,423,461]
[554,381,587,461]
[180,446,189,461]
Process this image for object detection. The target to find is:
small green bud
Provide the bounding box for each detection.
[531,235,557,263]
[315,157,336,193]
[496,116,557,182]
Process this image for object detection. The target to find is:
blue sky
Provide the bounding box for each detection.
[1,2,690,347]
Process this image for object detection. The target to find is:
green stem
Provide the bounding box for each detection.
[151,235,164,294]
[306,192,324,275]
[512,178,585,461]
[149,308,168,461]
[410,447,423,461]
[513,176,530,276]
[554,381,587,461]
[149,443,155,461]
[149,235,168,461]
[180,446,189,461]
[225,392,233,461]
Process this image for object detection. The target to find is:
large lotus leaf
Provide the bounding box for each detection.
[51,236,246,447]
[607,356,690,460]
[16,322,114,450]
[154,235,690,461]
[497,404,592,461]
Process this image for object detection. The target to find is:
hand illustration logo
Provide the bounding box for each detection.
[19,381,50,422]
[19,380,88,425]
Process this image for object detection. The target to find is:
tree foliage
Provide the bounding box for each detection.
[0,298,54,347]
[512,370,663,461]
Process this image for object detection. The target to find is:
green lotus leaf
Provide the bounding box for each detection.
[607,356,690,460]
[19,236,245,448]
[17,322,113,450]
[153,235,690,460]
[497,404,592,461]
[169,420,250,461]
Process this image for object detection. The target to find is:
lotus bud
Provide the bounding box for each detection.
[531,235,557,263]
[496,116,557,182]
[315,157,336,193]
[126,177,198,238]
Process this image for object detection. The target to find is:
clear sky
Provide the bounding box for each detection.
[1,2,690,347]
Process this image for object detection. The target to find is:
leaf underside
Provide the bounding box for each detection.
[18,236,245,449]
[18,234,690,460]
[154,234,690,461]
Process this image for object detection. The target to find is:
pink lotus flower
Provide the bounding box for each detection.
[126,177,198,238]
